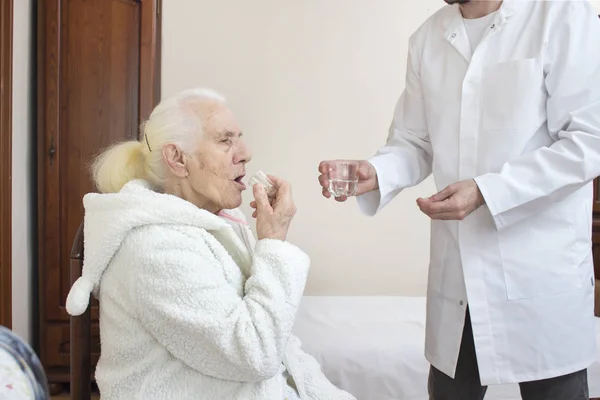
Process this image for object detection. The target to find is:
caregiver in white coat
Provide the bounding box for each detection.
[319,0,600,399]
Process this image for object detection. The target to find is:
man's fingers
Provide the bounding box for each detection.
[417,197,455,215]
[321,186,344,201]
[429,185,455,202]
[249,201,257,209]
[417,196,470,221]
[417,204,462,220]
[318,174,329,189]
[357,161,373,180]
[428,209,469,220]
[318,161,332,174]
[428,212,459,220]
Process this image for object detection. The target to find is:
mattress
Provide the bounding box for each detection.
[292,296,600,400]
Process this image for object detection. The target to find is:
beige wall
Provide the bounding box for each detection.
[162,0,600,296]
[8,2,600,339]
[12,0,34,342]
[162,0,444,296]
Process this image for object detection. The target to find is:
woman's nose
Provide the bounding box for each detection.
[235,142,252,164]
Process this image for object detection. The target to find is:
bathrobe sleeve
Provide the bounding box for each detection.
[285,335,357,400]
[133,226,310,382]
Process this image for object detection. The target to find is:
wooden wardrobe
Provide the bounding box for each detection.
[36,0,161,393]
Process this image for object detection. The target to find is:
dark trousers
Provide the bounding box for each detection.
[428,310,590,400]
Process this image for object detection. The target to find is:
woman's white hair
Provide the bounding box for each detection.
[91,88,225,193]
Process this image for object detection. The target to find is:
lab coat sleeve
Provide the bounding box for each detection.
[357,36,433,216]
[474,2,600,230]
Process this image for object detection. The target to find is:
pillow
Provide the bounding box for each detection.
[0,326,49,400]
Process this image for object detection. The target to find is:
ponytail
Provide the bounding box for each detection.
[91,140,149,193]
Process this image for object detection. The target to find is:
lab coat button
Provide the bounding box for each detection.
[491,24,495,29]
[451,33,456,38]
[459,300,464,306]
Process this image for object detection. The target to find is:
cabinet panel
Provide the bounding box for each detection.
[37,0,161,388]
[43,323,100,368]
[42,0,141,323]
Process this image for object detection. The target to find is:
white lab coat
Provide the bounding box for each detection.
[358,0,600,386]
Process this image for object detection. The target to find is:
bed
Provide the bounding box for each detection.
[292,296,600,400]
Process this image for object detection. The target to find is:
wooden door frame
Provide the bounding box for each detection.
[0,0,13,329]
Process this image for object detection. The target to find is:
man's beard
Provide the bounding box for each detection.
[444,0,470,4]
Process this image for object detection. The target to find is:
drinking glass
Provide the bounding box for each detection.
[327,160,359,198]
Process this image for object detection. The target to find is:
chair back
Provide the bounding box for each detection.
[69,222,92,400]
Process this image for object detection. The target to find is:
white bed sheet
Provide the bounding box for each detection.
[292,296,600,400]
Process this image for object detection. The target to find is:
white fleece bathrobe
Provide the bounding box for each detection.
[66,179,355,400]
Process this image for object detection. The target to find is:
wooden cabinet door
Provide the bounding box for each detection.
[37,0,160,386]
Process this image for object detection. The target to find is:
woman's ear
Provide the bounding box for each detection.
[162,144,188,178]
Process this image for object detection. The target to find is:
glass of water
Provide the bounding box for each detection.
[328,160,359,198]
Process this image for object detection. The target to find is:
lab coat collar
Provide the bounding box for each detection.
[443,7,471,63]
[496,0,519,26]
[443,0,519,63]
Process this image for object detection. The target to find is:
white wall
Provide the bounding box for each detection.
[162,0,600,296]
[12,0,34,343]
[6,2,600,330]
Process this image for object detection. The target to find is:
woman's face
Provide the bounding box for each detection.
[164,100,252,213]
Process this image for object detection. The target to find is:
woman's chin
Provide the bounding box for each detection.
[224,194,243,210]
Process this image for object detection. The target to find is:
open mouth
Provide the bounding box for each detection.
[233,175,246,189]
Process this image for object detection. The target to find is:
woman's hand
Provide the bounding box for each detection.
[250,175,296,241]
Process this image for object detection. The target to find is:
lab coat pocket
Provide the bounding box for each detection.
[481,58,542,131]
[497,198,585,300]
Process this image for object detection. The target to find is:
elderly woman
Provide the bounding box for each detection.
[65,88,355,400]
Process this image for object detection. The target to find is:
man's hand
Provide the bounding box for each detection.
[417,179,485,220]
[318,160,378,202]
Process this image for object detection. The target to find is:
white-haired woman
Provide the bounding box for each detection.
[66,88,356,400]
